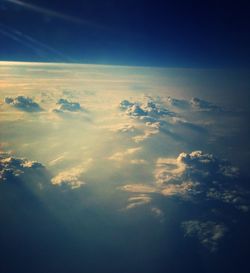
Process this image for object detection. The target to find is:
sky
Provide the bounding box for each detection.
[1,62,250,273]
[0,0,250,67]
[1,2,250,273]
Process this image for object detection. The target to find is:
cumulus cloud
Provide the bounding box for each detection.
[119,97,176,142]
[154,151,246,206]
[118,96,209,144]
[4,95,42,112]
[121,150,249,212]
[155,150,240,189]
[167,96,190,108]
[182,220,227,252]
[119,98,173,118]
[52,98,83,113]
[51,159,92,189]
[190,97,222,112]
[166,96,222,112]
[119,150,249,251]
[0,151,46,186]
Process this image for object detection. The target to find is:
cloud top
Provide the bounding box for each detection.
[190,97,222,111]
[4,96,42,112]
[53,98,83,113]
[0,151,44,182]
[120,98,173,118]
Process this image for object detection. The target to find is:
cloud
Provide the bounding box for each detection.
[166,96,222,112]
[151,207,165,221]
[167,96,190,108]
[161,181,198,198]
[126,194,152,209]
[118,96,208,143]
[121,150,249,211]
[4,95,42,112]
[0,151,46,186]
[154,151,247,206]
[48,154,67,166]
[120,150,249,251]
[108,147,142,162]
[119,97,175,142]
[182,220,227,252]
[190,97,222,112]
[132,123,160,143]
[51,159,92,189]
[170,117,207,133]
[120,184,157,193]
[109,123,136,133]
[120,98,173,118]
[176,150,239,180]
[130,159,147,165]
[52,98,83,113]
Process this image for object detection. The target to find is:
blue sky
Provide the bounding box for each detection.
[0,0,250,68]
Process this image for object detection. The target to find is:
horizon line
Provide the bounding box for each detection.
[0,60,244,71]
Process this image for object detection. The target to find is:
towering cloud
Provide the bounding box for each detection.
[120,150,249,251]
[119,98,173,118]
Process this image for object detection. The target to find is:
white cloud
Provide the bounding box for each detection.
[51,159,92,189]
[119,98,173,118]
[4,95,42,112]
[121,151,249,211]
[119,96,196,143]
[161,181,198,198]
[52,98,83,113]
[0,151,45,184]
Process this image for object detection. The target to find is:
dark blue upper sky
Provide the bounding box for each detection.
[0,0,250,68]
